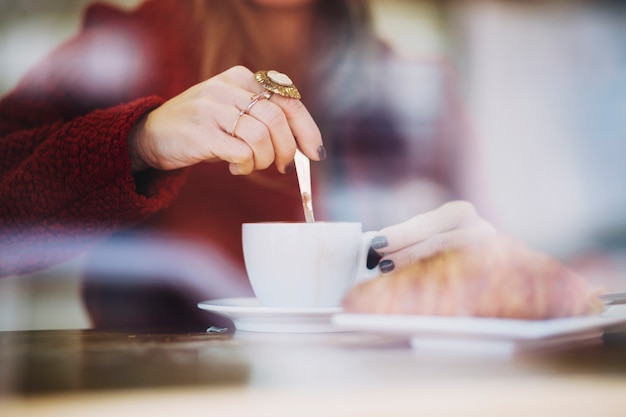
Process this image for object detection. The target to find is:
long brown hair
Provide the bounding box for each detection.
[194,0,377,109]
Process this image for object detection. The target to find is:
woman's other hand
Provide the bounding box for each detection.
[128,66,324,175]
[370,201,496,273]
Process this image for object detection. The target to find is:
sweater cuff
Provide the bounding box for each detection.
[83,95,187,224]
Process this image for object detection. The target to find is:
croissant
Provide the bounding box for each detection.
[343,235,604,319]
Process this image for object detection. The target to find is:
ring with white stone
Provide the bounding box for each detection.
[230,90,273,137]
[255,70,301,99]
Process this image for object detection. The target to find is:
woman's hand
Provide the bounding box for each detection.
[370,201,496,273]
[128,66,324,175]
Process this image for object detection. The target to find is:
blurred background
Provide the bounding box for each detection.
[1,0,625,330]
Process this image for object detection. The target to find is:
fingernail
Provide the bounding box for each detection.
[366,247,383,269]
[317,145,327,161]
[371,236,388,250]
[379,259,395,273]
[285,161,295,174]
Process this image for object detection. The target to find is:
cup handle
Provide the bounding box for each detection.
[354,231,382,285]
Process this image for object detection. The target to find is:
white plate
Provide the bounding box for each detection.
[197,297,343,333]
[332,313,626,356]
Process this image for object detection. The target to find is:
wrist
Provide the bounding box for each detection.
[128,114,151,173]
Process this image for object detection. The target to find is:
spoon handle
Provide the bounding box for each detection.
[294,149,315,223]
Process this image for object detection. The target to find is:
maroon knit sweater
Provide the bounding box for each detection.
[0,0,304,278]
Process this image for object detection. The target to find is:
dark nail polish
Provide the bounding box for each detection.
[371,236,388,250]
[366,247,383,269]
[379,259,395,273]
[317,145,327,161]
[285,161,295,174]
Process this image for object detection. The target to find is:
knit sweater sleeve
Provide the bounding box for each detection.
[0,96,182,227]
[0,97,187,276]
[0,4,188,276]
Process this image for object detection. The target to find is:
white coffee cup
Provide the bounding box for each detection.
[242,222,380,308]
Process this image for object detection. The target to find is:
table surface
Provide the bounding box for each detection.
[2,319,626,417]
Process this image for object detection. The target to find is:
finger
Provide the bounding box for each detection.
[245,98,298,172]
[229,159,255,176]
[374,201,481,254]
[231,112,275,171]
[215,112,256,175]
[378,222,497,273]
[229,66,324,161]
[207,128,255,175]
[207,73,298,173]
[194,101,259,167]
[203,93,276,172]
[268,94,324,161]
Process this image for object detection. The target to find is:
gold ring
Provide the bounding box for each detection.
[255,70,301,99]
[245,90,272,112]
[230,110,245,138]
[230,91,273,137]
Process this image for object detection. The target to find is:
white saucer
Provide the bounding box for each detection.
[197,297,343,333]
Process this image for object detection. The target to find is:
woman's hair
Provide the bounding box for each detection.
[194,0,378,110]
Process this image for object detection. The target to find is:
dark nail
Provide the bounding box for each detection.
[371,236,388,250]
[285,161,295,174]
[317,145,327,161]
[379,259,395,273]
[366,247,383,269]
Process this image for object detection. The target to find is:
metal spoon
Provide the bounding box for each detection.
[294,149,315,222]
